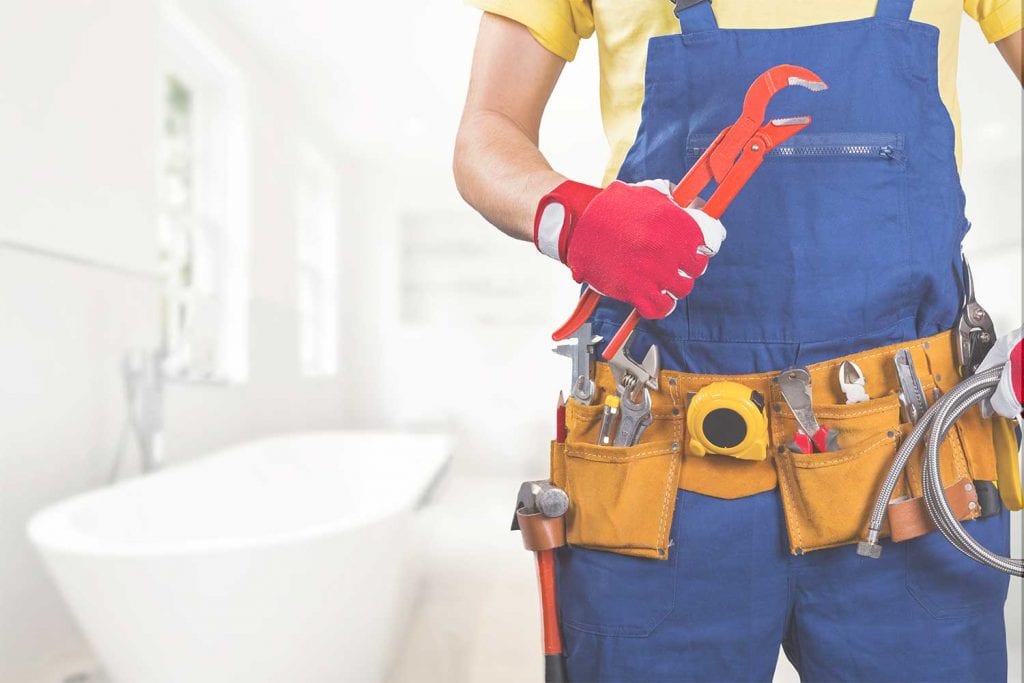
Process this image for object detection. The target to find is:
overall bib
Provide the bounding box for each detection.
[555,1,1011,679]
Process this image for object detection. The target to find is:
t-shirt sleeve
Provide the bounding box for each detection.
[464,0,595,61]
[964,0,1022,43]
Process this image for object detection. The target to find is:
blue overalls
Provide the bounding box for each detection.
[557,1,1012,679]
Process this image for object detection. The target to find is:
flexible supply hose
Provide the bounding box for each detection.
[860,367,1023,577]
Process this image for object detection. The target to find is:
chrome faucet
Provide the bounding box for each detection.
[108,349,166,481]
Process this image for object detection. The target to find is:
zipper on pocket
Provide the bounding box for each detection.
[686,133,903,162]
[772,143,897,159]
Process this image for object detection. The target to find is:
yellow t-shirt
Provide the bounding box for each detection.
[468,0,1021,183]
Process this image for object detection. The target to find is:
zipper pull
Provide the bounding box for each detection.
[879,145,895,160]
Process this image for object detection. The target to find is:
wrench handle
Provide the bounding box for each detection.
[599,134,772,357]
[602,310,640,360]
[552,287,602,341]
[551,124,795,347]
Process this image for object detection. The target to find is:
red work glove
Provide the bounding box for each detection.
[534,179,726,319]
[977,327,1023,419]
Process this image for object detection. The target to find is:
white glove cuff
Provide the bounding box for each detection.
[536,202,566,262]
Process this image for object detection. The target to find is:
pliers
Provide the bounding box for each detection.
[552,64,828,360]
[778,367,840,454]
[789,426,840,454]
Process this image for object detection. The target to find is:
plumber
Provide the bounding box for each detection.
[454,1,1022,681]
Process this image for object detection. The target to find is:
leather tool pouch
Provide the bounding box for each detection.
[771,385,986,554]
[550,391,684,560]
[516,509,566,552]
[549,331,1003,559]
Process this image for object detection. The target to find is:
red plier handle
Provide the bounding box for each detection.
[791,426,839,454]
[552,64,828,360]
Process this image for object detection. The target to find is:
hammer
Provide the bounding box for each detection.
[512,480,570,683]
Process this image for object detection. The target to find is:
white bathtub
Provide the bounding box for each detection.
[27,431,451,683]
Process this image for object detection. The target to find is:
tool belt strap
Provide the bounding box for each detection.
[556,329,1001,558]
[577,329,994,500]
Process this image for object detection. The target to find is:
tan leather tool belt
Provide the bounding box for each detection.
[549,329,1000,559]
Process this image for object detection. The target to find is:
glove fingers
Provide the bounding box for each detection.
[635,290,678,320]
[662,271,696,300]
[676,250,711,279]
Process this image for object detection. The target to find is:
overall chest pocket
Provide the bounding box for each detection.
[682,132,910,344]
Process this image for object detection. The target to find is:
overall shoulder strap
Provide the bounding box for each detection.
[672,0,718,34]
[874,0,915,21]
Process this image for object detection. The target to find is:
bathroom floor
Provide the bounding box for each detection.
[391,474,1022,683]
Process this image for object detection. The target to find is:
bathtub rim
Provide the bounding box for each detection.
[26,430,452,559]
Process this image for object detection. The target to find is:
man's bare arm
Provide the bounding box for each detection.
[453,13,568,241]
[996,29,1022,84]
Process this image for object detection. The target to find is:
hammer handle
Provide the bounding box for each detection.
[537,549,568,682]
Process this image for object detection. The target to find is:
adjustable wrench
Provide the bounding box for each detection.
[552,64,828,359]
[553,323,602,405]
[608,338,660,446]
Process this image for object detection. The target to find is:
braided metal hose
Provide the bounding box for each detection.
[922,377,1023,576]
[859,367,1022,577]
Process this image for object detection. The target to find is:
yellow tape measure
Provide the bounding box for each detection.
[686,381,769,461]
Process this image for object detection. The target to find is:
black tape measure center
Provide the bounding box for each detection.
[703,408,748,449]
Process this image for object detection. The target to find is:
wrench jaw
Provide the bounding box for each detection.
[763,116,811,140]
[607,336,660,447]
[786,76,828,92]
[609,343,660,398]
[741,64,827,125]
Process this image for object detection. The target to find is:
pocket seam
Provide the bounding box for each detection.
[565,440,678,463]
[656,447,682,553]
[774,448,805,551]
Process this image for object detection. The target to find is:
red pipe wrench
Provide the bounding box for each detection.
[552,64,828,360]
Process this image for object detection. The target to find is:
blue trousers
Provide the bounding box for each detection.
[557,490,1010,682]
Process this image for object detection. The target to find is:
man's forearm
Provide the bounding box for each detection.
[453,14,570,242]
[454,108,565,242]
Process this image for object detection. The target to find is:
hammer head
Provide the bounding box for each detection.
[511,480,569,530]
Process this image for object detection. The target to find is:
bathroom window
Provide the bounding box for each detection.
[295,147,339,377]
[158,7,249,382]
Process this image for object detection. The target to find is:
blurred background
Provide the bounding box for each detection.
[0,1,1019,682]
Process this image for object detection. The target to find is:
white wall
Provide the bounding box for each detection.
[0,1,160,275]
[0,3,352,681]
